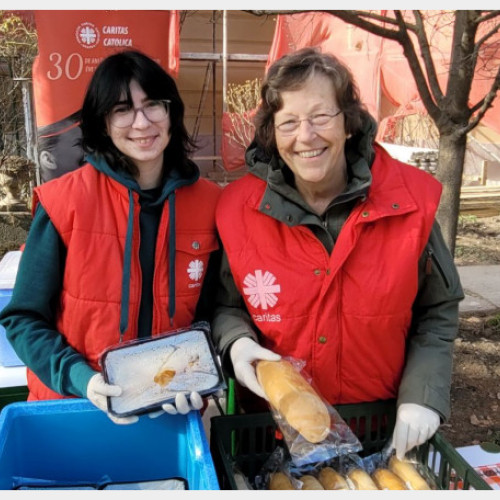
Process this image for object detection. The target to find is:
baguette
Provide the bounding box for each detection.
[388,456,431,490]
[372,468,407,490]
[318,467,349,490]
[256,360,330,443]
[269,471,295,490]
[347,469,379,490]
[299,475,324,490]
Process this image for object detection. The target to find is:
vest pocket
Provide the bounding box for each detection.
[175,232,219,255]
[175,232,219,296]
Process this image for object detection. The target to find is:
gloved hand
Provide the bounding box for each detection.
[86,373,138,425]
[151,391,204,416]
[230,337,281,400]
[391,403,440,459]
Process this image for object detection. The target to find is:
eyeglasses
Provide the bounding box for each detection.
[109,99,171,128]
[275,110,342,136]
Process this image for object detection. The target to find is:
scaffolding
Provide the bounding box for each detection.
[181,11,268,176]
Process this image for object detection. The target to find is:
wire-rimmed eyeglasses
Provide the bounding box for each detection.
[275,110,342,136]
[109,99,171,128]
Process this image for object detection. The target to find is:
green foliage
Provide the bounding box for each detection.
[457,214,478,230]
[485,314,500,331]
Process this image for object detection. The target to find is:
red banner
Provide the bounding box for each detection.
[33,10,179,182]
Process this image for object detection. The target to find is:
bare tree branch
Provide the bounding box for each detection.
[474,10,500,24]
[466,65,500,134]
[445,11,478,116]
[245,10,296,16]
[323,10,403,41]
[390,11,441,120]
[466,16,500,90]
[473,19,500,57]
[337,9,412,30]
[412,10,443,102]
[246,10,404,40]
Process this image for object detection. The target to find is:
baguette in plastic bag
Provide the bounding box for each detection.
[256,358,362,466]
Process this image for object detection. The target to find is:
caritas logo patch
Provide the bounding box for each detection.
[242,270,281,310]
[187,260,203,289]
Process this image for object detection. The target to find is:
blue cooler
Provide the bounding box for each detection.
[0,399,219,490]
[0,289,24,367]
[0,251,24,368]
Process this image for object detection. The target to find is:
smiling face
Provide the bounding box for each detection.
[106,79,171,174]
[274,73,348,198]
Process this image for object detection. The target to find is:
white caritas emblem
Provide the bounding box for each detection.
[187,260,204,281]
[75,22,100,49]
[243,270,281,310]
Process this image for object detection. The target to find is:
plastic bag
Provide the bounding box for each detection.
[258,357,362,466]
[254,446,301,490]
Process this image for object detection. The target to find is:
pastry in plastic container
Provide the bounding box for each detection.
[101,322,225,417]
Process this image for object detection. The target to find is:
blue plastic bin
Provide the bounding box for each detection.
[0,399,219,490]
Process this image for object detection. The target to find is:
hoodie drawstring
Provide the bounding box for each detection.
[119,189,135,342]
[119,189,178,340]
[168,192,176,326]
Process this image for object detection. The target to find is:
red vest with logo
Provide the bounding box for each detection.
[216,146,441,404]
[29,164,220,400]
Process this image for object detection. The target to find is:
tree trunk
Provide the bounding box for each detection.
[435,132,467,256]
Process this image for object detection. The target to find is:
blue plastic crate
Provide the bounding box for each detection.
[0,399,219,490]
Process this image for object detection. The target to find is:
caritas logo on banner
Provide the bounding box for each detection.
[76,22,102,49]
[32,10,179,183]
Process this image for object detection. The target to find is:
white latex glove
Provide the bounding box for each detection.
[86,373,139,425]
[230,337,281,400]
[391,403,440,459]
[158,391,204,416]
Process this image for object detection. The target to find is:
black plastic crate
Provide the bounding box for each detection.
[0,385,28,412]
[210,399,491,490]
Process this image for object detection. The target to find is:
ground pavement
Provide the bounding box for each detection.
[458,265,500,315]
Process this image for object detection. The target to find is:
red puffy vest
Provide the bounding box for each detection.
[216,146,441,404]
[28,164,220,400]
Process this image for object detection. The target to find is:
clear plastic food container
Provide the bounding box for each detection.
[101,321,225,417]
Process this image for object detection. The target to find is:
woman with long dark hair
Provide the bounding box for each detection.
[0,50,221,423]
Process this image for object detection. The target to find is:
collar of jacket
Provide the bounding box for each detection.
[241,142,424,236]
